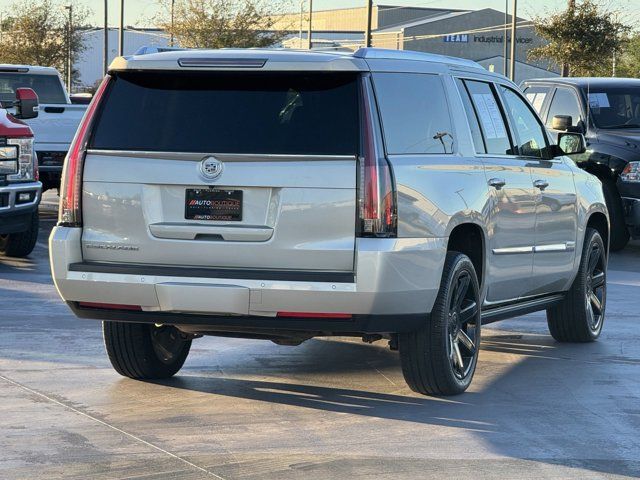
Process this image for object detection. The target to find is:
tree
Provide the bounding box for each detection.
[617,34,640,78]
[529,0,631,77]
[0,0,90,89]
[157,0,291,49]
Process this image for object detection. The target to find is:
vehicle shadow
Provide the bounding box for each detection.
[149,331,639,478]
[152,374,488,431]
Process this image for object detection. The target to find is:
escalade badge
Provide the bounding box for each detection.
[200,156,224,180]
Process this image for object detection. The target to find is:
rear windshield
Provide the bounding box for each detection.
[584,86,640,129]
[90,71,360,155]
[0,73,67,105]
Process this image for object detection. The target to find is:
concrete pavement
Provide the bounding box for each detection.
[0,193,639,479]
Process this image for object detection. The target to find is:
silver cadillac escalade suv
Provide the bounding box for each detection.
[49,48,609,396]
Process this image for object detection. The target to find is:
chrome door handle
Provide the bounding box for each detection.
[534,179,549,190]
[488,178,506,189]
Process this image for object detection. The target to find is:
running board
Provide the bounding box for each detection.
[481,293,565,324]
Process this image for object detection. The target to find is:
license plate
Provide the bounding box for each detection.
[185,189,242,221]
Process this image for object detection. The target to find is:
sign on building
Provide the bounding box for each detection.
[443,34,469,43]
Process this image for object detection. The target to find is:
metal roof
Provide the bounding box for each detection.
[354,47,483,69]
[110,47,484,72]
[524,77,640,89]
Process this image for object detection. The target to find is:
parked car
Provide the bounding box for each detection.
[50,48,609,396]
[0,65,87,192]
[0,87,41,257]
[522,78,640,251]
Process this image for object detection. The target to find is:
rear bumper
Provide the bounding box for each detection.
[0,182,41,234]
[68,302,425,335]
[50,226,447,333]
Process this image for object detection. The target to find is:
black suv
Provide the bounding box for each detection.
[522,78,640,250]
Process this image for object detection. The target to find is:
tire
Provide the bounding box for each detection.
[103,321,192,379]
[602,178,629,251]
[398,252,481,396]
[547,228,606,342]
[0,211,39,258]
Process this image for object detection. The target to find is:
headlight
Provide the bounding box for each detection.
[620,162,640,183]
[0,146,18,175]
[6,137,35,181]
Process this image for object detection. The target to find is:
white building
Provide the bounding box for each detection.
[76,28,169,89]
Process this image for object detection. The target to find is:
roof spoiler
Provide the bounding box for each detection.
[0,66,29,73]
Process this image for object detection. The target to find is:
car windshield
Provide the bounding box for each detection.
[587,86,640,129]
[0,73,67,105]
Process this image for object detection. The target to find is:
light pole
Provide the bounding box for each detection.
[119,0,124,56]
[561,0,575,77]
[509,0,517,82]
[299,0,304,48]
[170,0,175,47]
[103,0,108,76]
[307,0,312,50]
[64,5,73,92]
[503,0,508,76]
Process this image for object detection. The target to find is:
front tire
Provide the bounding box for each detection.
[0,211,39,258]
[103,322,191,379]
[547,228,606,342]
[399,252,481,396]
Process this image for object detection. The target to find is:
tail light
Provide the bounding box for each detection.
[620,162,639,183]
[358,76,396,237]
[59,75,111,226]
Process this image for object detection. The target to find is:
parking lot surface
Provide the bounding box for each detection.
[1,192,639,480]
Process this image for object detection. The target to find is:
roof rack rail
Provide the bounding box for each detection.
[353,48,483,69]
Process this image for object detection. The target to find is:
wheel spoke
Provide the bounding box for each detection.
[589,291,602,315]
[459,301,478,324]
[457,329,476,355]
[449,334,456,364]
[586,297,596,328]
[591,271,606,289]
[587,245,601,275]
[453,274,470,311]
[453,340,464,371]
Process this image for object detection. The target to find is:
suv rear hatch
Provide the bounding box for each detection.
[81,70,360,272]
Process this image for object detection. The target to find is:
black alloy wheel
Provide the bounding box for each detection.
[447,270,480,380]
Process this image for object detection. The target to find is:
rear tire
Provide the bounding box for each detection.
[547,228,606,342]
[103,322,191,379]
[602,178,629,251]
[398,252,481,396]
[0,211,39,258]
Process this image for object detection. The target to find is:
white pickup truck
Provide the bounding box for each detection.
[0,65,87,191]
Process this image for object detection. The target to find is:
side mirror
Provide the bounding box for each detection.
[557,132,586,155]
[70,93,93,105]
[551,115,571,131]
[14,88,39,120]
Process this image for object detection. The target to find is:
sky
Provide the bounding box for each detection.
[0,0,638,28]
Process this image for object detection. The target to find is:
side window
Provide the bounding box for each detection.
[499,86,549,159]
[373,73,454,154]
[523,85,550,114]
[546,87,583,129]
[464,80,512,155]
[455,78,486,154]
